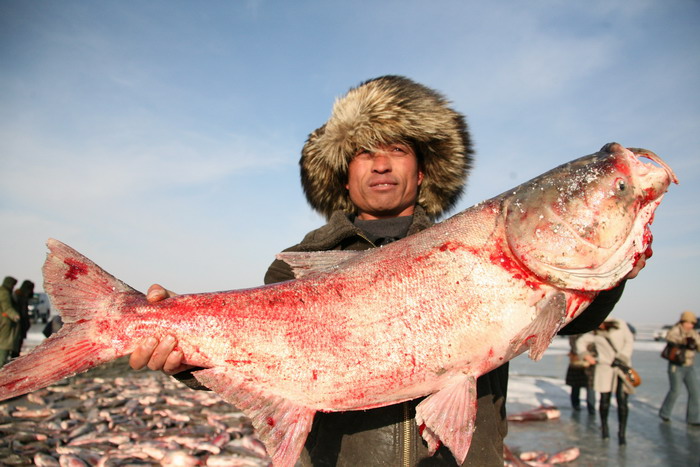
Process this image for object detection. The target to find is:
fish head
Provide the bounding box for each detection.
[504,142,677,291]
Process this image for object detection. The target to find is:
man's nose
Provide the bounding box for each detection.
[371,152,392,172]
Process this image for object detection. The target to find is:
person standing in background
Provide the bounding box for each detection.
[577,317,635,445]
[12,280,34,358]
[659,310,700,426]
[566,333,596,414]
[0,276,19,367]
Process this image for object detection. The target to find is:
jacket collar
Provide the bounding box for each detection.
[297,205,433,252]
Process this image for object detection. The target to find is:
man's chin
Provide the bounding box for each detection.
[358,205,415,220]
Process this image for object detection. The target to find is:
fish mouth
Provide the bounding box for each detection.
[629,147,679,185]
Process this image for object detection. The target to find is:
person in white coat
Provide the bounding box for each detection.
[577,317,635,445]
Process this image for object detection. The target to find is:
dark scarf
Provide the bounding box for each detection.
[353,215,413,246]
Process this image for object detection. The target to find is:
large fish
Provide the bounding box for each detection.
[0,143,676,465]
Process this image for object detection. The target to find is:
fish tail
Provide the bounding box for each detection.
[0,239,141,401]
[43,238,138,324]
[0,323,113,401]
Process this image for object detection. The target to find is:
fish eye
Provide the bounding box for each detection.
[615,178,626,192]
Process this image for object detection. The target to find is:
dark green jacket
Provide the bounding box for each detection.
[264,206,625,467]
[0,286,20,351]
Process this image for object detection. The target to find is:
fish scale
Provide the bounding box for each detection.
[0,143,676,466]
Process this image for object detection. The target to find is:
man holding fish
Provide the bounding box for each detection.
[129,76,649,466]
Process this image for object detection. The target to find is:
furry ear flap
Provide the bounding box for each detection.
[300,75,473,220]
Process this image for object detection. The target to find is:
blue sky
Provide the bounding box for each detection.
[1,0,698,325]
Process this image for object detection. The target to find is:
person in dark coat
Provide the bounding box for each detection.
[12,280,34,358]
[0,276,19,367]
[566,333,596,414]
[128,76,650,466]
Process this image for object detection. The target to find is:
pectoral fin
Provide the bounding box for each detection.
[509,291,567,361]
[415,375,477,464]
[193,368,315,467]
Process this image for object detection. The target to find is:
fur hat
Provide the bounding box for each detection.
[300,75,473,220]
[681,310,697,324]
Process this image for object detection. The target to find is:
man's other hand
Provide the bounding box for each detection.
[129,284,194,375]
[624,248,652,280]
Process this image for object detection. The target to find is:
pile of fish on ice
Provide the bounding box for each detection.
[0,359,268,466]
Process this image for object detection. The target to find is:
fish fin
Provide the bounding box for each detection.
[194,367,315,467]
[510,291,567,361]
[277,250,365,278]
[42,238,138,323]
[0,324,114,400]
[415,375,477,464]
[0,239,138,400]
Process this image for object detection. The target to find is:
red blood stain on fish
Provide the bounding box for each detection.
[64,258,88,281]
[266,417,275,427]
[489,239,540,290]
[418,423,442,449]
[439,241,464,253]
[226,359,253,365]
[2,377,26,392]
[264,283,333,313]
[415,241,473,262]
[566,291,595,318]
[95,320,113,334]
[643,187,658,202]
[522,335,537,346]
[612,160,632,177]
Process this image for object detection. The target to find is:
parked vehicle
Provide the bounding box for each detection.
[28,292,51,323]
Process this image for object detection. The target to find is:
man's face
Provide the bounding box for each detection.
[346,143,424,220]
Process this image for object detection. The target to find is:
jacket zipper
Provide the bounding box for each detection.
[402,402,412,467]
[356,231,377,249]
[357,229,411,464]
[364,234,411,466]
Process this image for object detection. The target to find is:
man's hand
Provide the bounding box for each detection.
[624,247,651,280]
[129,284,194,375]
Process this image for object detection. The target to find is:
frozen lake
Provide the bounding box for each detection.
[508,332,700,466]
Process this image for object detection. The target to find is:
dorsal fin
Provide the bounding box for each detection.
[276,250,366,278]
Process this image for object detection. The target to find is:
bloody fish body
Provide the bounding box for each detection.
[0,143,676,465]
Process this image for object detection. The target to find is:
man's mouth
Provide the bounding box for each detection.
[369,179,397,189]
